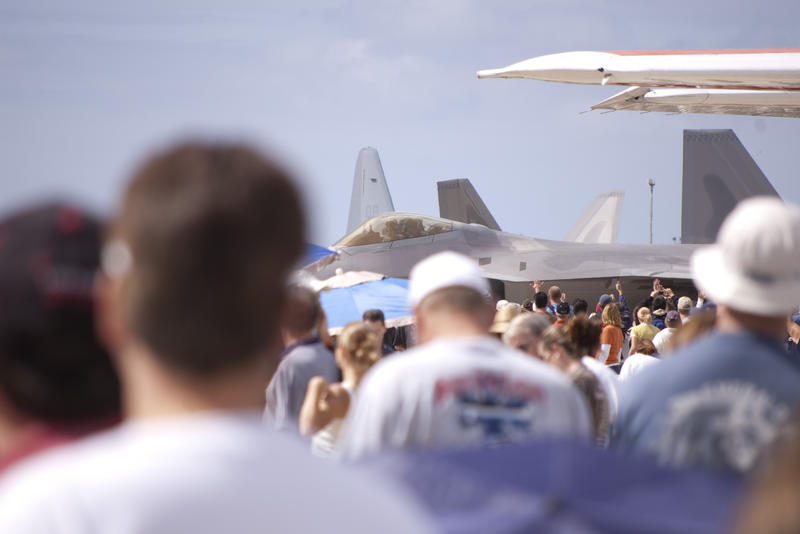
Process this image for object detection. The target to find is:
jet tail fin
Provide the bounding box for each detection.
[437,179,501,230]
[564,191,624,243]
[346,147,395,234]
[681,130,779,244]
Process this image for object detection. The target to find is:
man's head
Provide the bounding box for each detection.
[282,285,321,341]
[0,204,120,428]
[533,291,548,311]
[362,308,387,339]
[408,252,492,344]
[677,296,693,316]
[103,142,304,379]
[548,285,561,304]
[503,313,551,358]
[572,298,588,317]
[555,301,571,319]
[666,310,682,329]
[692,197,800,319]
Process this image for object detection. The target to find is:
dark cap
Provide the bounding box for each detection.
[0,203,120,422]
[666,310,681,325]
[556,302,571,316]
[598,294,612,308]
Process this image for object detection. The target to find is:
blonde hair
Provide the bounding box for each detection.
[337,322,381,367]
[602,303,623,328]
[637,307,652,324]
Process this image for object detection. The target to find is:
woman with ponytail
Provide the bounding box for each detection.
[299,321,381,457]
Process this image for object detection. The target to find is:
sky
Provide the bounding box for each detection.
[1,0,799,247]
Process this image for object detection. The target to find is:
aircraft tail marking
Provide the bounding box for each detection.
[346,147,395,234]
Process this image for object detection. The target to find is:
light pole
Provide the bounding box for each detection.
[648,178,656,244]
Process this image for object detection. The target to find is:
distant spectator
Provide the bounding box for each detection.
[677,296,693,323]
[599,303,624,368]
[596,293,613,314]
[652,310,682,354]
[547,286,562,315]
[299,322,381,457]
[651,296,668,329]
[0,204,120,475]
[362,308,395,355]
[521,298,534,312]
[615,197,800,473]
[265,285,339,431]
[502,313,551,359]
[615,280,633,331]
[630,307,660,353]
[553,302,571,326]
[572,298,588,318]
[490,305,522,337]
[533,291,555,323]
[338,252,591,459]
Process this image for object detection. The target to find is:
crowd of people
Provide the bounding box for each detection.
[0,140,799,533]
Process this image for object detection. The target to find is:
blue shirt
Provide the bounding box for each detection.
[614,330,800,473]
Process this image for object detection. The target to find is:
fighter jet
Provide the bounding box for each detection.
[308,130,779,304]
[478,49,800,118]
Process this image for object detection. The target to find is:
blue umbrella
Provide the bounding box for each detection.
[361,439,743,534]
[320,277,411,332]
[302,243,336,267]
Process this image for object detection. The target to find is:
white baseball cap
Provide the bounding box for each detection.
[691,196,800,316]
[408,251,490,307]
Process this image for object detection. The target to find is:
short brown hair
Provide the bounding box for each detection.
[418,286,489,317]
[110,142,304,376]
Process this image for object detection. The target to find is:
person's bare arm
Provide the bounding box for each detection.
[298,378,351,436]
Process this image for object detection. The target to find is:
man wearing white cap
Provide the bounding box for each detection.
[337,252,592,460]
[614,197,800,473]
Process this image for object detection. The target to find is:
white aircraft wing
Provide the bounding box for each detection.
[592,87,800,118]
[478,49,800,118]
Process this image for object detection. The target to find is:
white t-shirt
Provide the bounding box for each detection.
[581,356,620,423]
[337,336,592,460]
[0,412,431,534]
[619,353,660,385]
[652,327,678,354]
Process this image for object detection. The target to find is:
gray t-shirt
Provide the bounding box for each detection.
[264,339,339,431]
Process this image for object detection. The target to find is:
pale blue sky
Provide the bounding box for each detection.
[1,0,798,246]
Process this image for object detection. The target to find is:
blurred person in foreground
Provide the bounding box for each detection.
[539,319,611,446]
[264,285,338,431]
[299,322,381,457]
[337,252,591,460]
[0,205,120,475]
[0,142,429,533]
[615,197,800,474]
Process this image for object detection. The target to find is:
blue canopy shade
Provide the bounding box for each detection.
[320,278,411,331]
[302,243,336,267]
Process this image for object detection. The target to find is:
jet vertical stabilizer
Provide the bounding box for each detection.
[437,179,501,230]
[564,191,625,243]
[346,147,395,234]
[681,130,779,244]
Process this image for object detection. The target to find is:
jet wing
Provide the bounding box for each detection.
[478,49,800,118]
[477,240,700,283]
[593,87,800,118]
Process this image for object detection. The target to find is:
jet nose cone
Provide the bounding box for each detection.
[478,51,618,84]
